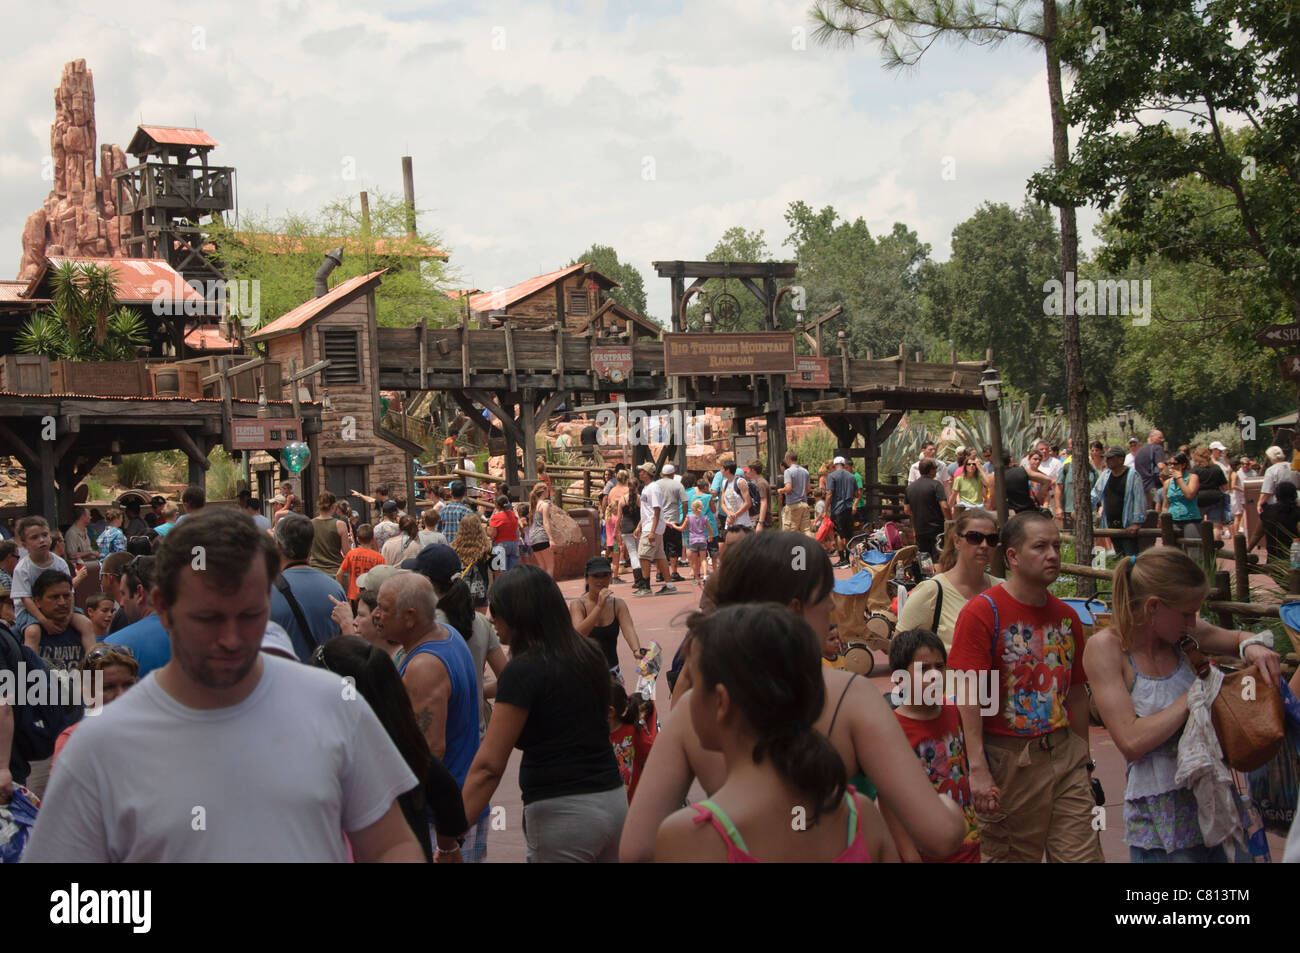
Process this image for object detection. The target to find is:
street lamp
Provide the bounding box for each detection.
[981,366,1008,572]
[980,367,1002,401]
[703,310,713,333]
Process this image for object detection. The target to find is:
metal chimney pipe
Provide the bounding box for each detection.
[401,156,416,239]
[315,246,344,297]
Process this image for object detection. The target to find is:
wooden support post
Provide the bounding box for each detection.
[56,454,76,525]
[898,343,906,386]
[418,316,428,390]
[864,413,880,525]
[504,324,518,393]
[1233,533,1250,603]
[1196,520,1216,586]
[987,397,1008,577]
[521,391,537,482]
[1159,512,1178,549]
[37,434,57,528]
[170,427,211,473]
[218,356,233,451]
[187,434,207,489]
[460,314,470,388]
[554,325,566,381]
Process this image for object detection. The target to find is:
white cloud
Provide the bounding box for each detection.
[2,0,1102,315]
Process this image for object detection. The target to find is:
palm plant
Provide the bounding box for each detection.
[16,262,147,361]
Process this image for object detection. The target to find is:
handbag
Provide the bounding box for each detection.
[1178,636,1286,772]
[1247,680,1300,835]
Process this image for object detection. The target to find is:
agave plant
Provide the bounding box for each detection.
[878,421,935,482]
[16,262,148,361]
[949,396,1069,463]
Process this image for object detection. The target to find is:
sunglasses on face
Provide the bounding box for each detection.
[960,531,1000,547]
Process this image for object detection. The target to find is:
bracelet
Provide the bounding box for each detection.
[1238,631,1274,659]
[435,845,462,858]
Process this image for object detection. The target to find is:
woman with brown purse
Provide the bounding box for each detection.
[1083,548,1281,862]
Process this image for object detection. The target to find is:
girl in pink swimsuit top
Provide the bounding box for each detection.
[691,787,873,863]
[655,603,880,863]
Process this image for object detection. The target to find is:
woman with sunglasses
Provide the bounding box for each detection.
[896,509,1000,647]
[50,643,139,769]
[949,453,988,513]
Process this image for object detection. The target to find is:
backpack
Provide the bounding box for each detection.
[465,560,490,605]
[733,477,760,518]
[0,625,80,776]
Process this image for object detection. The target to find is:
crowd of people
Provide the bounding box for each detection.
[2,425,1298,865]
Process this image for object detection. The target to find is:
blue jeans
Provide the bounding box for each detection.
[493,541,520,572]
[1129,843,1228,863]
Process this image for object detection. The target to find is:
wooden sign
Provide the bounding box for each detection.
[1256,324,1300,347]
[663,332,797,376]
[794,356,831,387]
[1279,355,1300,381]
[591,345,633,384]
[230,417,303,450]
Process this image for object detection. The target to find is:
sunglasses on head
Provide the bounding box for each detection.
[311,642,332,671]
[85,643,134,664]
[960,531,1000,547]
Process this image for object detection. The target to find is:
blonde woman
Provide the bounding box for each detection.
[896,508,999,647]
[452,514,496,610]
[605,470,632,583]
[529,482,557,577]
[1084,548,1281,862]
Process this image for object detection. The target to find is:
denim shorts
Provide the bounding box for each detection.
[1129,843,1228,863]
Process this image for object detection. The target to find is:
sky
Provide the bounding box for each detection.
[1,0,1102,318]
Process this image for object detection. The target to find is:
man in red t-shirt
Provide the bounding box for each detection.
[948,510,1102,862]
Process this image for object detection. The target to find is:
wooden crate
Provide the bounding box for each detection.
[1,354,51,394]
[149,363,203,398]
[50,359,150,396]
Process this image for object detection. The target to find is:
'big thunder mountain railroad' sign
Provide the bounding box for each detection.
[663,332,797,376]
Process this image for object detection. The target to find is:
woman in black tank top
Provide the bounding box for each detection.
[569,557,645,683]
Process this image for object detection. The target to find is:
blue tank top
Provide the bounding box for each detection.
[397,625,481,788]
[1167,476,1199,522]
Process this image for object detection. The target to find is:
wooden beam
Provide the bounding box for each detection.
[533,390,568,432]
[504,323,518,393]
[51,430,78,465]
[0,420,38,467]
[464,389,527,446]
[201,357,265,385]
[282,358,331,383]
[651,261,798,280]
[418,316,428,390]
[738,277,768,310]
[170,427,211,471]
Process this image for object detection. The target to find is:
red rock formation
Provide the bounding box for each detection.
[18,60,128,278]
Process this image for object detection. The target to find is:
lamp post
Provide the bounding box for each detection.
[982,367,1008,574]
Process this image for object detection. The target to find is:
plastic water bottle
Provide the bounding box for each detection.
[1291,540,1300,570]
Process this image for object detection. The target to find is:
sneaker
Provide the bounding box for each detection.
[671,572,685,582]
[634,586,654,596]
[834,559,852,569]
[656,584,678,595]
[611,576,628,584]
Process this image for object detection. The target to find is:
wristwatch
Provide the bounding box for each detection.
[1085,759,1096,773]
[1238,630,1274,659]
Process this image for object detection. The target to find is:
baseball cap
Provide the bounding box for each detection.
[832,456,847,465]
[585,556,613,576]
[1128,436,1139,444]
[270,494,286,504]
[662,464,676,476]
[358,564,405,591]
[260,621,297,660]
[1104,446,1125,459]
[637,462,656,476]
[406,543,463,585]
[382,499,399,512]
[150,495,166,507]
[1209,441,1227,451]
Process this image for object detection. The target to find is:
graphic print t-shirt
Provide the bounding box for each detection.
[894,705,980,863]
[948,583,1086,738]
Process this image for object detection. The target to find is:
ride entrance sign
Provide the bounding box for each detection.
[663,332,796,376]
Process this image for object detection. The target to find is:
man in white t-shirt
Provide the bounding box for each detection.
[634,463,676,596]
[1123,436,1139,469]
[23,508,423,863]
[1209,441,1232,478]
[1257,445,1300,513]
[908,442,939,485]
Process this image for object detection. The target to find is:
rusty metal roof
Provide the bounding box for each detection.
[128,125,219,153]
[0,391,311,406]
[0,280,48,304]
[467,264,619,314]
[248,270,387,341]
[211,233,448,262]
[40,257,209,307]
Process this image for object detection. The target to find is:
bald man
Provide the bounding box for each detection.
[376,572,485,860]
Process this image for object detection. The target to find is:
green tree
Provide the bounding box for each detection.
[783,200,935,359]
[209,189,459,331]
[1032,0,1300,425]
[812,0,1098,584]
[566,244,651,318]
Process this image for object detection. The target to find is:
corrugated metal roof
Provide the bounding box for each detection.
[248,270,387,341]
[184,325,236,350]
[211,233,448,261]
[130,125,219,151]
[468,264,619,314]
[0,280,48,304]
[0,391,310,405]
[43,257,209,306]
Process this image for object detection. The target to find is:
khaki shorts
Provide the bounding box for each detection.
[637,532,666,562]
[782,500,811,535]
[977,727,1104,863]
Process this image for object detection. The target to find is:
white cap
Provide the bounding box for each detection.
[833,456,848,465]
[662,463,675,475]
[260,621,297,660]
[1209,441,1227,451]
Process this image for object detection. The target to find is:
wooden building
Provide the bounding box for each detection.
[466,263,660,339]
[247,269,421,511]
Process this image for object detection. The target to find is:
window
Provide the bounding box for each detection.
[567,291,590,315]
[320,328,361,385]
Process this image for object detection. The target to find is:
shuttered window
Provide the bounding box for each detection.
[567,291,590,315]
[320,329,361,385]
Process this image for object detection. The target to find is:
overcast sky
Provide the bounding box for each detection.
[2,0,1101,317]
